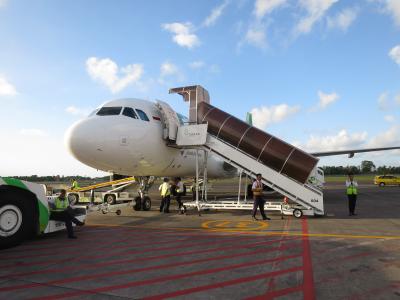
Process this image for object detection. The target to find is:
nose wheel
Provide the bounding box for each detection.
[133,196,152,211]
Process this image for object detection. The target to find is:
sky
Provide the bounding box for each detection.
[0,0,399,177]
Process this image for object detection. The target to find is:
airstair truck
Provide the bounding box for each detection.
[0,177,86,249]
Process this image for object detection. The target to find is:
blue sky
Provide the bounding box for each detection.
[0,0,399,176]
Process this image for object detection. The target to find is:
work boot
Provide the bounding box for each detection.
[68,235,77,239]
[263,217,271,220]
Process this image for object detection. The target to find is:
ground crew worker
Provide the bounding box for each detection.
[50,189,84,239]
[159,177,171,213]
[346,173,358,216]
[70,178,80,190]
[252,173,270,221]
[174,177,185,214]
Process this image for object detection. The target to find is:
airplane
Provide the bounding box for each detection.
[65,85,400,209]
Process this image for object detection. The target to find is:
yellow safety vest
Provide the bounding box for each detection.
[346,184,358,195]
[159,183,171,197]
[71,181,80,190]
[53,197,69,211]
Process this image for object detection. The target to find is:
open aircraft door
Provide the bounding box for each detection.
[156,100,181,141]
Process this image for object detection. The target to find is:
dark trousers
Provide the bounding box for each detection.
[50,208,81,237]
[160,195,171,213]
[348,194,357,214]
[252,196,267,219]
[176,194,183,209]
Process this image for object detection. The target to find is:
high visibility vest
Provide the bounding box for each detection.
[346,184,358,195]
[159,183,170,197]
[71,181,79,190]
[54,197,69,211]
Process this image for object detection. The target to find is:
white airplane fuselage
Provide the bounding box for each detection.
[65,98,234,178]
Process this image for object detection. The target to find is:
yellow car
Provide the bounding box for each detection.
[374,175,400,186]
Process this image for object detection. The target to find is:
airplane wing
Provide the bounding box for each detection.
[311,146,400,158]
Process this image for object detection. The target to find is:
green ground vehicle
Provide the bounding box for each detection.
[0,177,86,249]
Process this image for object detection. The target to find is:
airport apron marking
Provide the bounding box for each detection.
[202,220,268,231]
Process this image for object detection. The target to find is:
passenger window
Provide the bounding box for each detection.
[122,107,138,119]
[136,109,150,121]
[97,107,122,116]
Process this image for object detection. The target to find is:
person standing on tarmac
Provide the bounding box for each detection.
[159,177,171,213]
[50,189,84,239]
[174,177,185,214]
[252,173,271,221]
[346,173,358,216]
[70,178,80,190]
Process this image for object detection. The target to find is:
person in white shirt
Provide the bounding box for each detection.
[174,177,185,214]
[346,173,358,216]
[251,173,270,221]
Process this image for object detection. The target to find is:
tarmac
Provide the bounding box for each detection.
[0,182,399,299]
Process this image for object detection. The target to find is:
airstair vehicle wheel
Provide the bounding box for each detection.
[116,210,121,216]
[293,209,303,218]
[68,193,79,205]
[105,194,116,205]
[133,196,142,211]
[142,197,151,211]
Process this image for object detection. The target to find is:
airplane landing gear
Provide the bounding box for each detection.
[133,177,154,211]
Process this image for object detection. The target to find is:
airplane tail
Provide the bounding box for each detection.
[246,112,253,126]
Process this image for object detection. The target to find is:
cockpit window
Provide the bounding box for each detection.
[136,109,150,121]
[88,109,99,117]
[96,107,122,116]
[122,107,138,119]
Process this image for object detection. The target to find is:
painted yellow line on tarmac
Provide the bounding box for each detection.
[201,220,268,231]
[87,223,400,240]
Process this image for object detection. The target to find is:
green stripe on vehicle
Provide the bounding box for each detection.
[2,177,49,232]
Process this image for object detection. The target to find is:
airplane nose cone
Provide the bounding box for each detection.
[65,119,105,166]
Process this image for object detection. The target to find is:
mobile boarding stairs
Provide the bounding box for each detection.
[157,85,325,218]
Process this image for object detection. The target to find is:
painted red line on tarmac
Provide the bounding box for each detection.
[0,237,290,278]
[0,241,301,293]
[247,285,303,299]
[142,267,303,300]
[31,255,302,300]
[301,218,315,300]
[5,236,300,280]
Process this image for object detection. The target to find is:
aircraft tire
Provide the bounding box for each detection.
[133,196,142,211]
[142,197,151,211]
[0,191,34,249]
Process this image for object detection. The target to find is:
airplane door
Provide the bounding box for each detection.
[156,100,181,141]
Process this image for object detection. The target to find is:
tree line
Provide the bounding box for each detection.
[322,160,400,175]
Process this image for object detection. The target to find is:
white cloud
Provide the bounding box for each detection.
[297,129,368,152]
[378,92,389,110]
[384,115,396,123]
[312,91,339,111]
[0,74,17,96]
[295,0,338,34]
[203,0,230,27]
[0,0,7,8]
[245,25,267,49]
[65,106,91,117]
[86,57,143,94]
[384,0,400,26]
[251,104,300,129]
[367,125,400,148]
[162,22,200,49]
[159,61,184,83]
[389,45,400,65]
[189,61,205,69]
[396,94,400,105]
[327,7,358,31]
[254,0,287,19]
[19,128,47,137]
